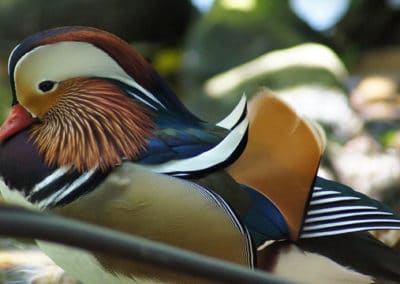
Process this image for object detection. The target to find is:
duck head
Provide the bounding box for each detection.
[0,26,194,172]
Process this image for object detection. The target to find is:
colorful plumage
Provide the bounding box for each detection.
[229,94,400,243]
[0,26,399,283]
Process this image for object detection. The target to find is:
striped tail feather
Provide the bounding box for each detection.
[300,176,400,238]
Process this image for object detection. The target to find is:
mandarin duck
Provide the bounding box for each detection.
[0,26,400,283]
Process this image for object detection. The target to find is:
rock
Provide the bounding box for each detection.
[328,135,400,203]
[351,75,400,121]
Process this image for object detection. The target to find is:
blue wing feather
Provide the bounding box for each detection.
[239,184,290,246]
[138,137,215,164]
[135,108,230,165]
[122,80,248,174]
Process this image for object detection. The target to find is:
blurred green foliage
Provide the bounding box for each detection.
[182,0,324,84]
[0,83,11,123]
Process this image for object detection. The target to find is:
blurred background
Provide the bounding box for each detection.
[1,0,400,282]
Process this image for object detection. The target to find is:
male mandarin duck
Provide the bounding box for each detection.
[0,26,399,283]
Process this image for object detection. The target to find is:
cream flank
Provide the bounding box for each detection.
[0,164,253,283]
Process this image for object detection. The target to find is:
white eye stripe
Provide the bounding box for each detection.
[14,41,166,108]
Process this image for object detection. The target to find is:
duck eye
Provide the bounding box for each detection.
[38,80,56,92]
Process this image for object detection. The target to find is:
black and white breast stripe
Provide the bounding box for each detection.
[301,183,400,238]
[27,167,108,209]
[193,182,255,268]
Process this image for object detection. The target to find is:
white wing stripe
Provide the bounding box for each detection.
[217,95,247,129]
[307,206,378,215]
[302,181,400,238]
[301,226,400,238]
[311,190,340,197]
[303,218,400,231]
[305,211,393,223]
[309,196,360,206]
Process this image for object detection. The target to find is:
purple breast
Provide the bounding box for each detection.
[0,130,53,195]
